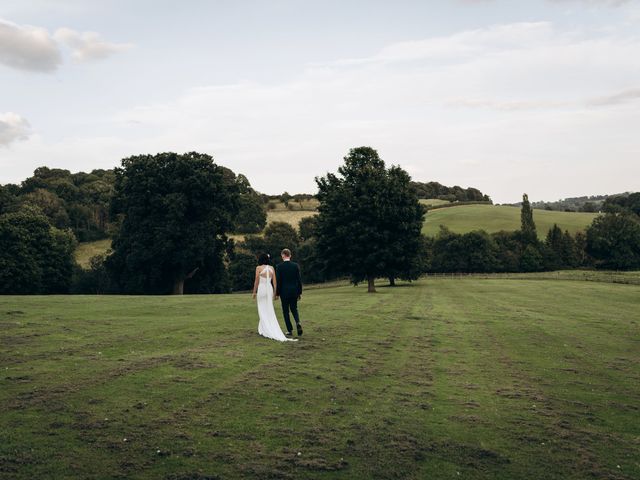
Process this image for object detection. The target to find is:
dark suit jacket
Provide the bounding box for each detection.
[276,261,303,299]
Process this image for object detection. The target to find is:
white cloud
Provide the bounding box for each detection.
[4,21,640,202]
[0,19,61,72]
[0,18,130,72]
[0,112,31,146]
[53,27,131,62]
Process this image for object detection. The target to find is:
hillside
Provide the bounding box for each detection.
[75,204,600,266]
[422,204,599,238]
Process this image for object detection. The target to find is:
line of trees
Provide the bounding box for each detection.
[410,181,491,203]
[1,148,639,295]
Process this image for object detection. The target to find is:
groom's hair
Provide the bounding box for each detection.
[281,248,291,258]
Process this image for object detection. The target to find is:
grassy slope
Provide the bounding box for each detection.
[74,239,112,268]
[1,279,638,479]
[423,204,599,238]
[75,204,599,263]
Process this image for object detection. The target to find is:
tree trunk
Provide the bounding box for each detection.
[172,277,184,295]
[389,276,396,287]
[367,276,376,293]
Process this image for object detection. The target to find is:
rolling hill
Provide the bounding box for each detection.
[422,204,599,238]
[74,203,600,266]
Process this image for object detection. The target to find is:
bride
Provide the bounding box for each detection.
[252,253,297,342]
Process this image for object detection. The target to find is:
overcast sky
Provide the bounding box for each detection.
[1,0,639,203]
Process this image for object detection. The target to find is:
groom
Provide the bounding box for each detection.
[275,248,303,337]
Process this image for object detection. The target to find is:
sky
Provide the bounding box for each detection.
[1,0,639,203]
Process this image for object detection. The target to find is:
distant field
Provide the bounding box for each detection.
[423,204,599,238]
[1,278,638,479]
[266,209,317,228]
[74,211,318,265]
[419,198,451,207]
[75,204,598,266]
[267,199,319,211]
[74,239,111,268]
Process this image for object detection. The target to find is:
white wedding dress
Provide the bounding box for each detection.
[257,266,297,342]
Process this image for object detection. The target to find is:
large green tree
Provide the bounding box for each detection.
[233,174,267,234]
[0,206,76,294]
[586,213,640,270]
[106,152,240,294]
[315,146,425,292]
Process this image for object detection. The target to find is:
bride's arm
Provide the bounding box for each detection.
[251,267,260,299]
[271,267,277,297]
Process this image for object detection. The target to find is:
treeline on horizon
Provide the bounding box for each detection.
[1,150,639,295]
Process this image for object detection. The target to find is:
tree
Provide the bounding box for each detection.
[298,215,318,241]
[280,191,292,207]
[520,193,537,244]
[560,230,580,268]
[228,252,258,292]
[431,227,498,273]
[251,221,300,265]
[315,147,425,292]
[520,244,545,272]
[586,213,640,270]
[544,224,564,270]
[492,230,522,272]
[0,206,76,294]
[0,184,19,215]
[233,174,267,234]
[106,152,240,294]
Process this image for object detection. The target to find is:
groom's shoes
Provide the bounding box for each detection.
[285,331,293,337]
[296,323,303,336]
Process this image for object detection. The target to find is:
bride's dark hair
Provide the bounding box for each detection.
[257,253,270,265]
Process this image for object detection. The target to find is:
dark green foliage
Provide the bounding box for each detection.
[520,193,537,245]
[586,213,640,270]
[71,253,114,294]
[574,231,591,267]
[233,174,267,234]
[0,206,76,294]
[491,231,522,272]
[298,215,318,241]
[106,152,240,294]
[315,146,425,291]
[296,238,334,284]
[431,227,499,273]
[0,184,19,215]
[520,244,545,272]
[263,221,300,262]
[411,181,491,202]
[604,192,640,217]
[17,166,115,241]
[228,252,258,292]
[544,224,564,270]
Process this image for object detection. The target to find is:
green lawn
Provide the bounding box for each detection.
[1,278,639,479]
[423,204,599,238]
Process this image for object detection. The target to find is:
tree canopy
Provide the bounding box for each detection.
[106,152,240,294]
[315,146,425,292]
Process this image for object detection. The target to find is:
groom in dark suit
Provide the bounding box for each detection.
[275,248,303,337]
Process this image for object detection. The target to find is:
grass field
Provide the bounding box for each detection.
[423,204,599,238]
[74,239,112,268]
[419,199,451,208]
[266,210,317,228]
[2,278,639,479]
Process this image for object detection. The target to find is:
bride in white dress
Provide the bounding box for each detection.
[252,254,297,342]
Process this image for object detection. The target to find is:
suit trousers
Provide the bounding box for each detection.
[280,295,300,333]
